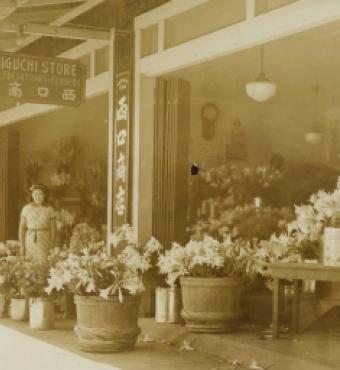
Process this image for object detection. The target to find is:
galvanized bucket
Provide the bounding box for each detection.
[155,287,182,323]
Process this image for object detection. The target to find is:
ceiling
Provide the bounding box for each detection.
[0,0,87,52]
[168,18,340,110]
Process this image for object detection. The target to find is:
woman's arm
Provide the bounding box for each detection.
[18,216,27,259]
[50,216,57,249]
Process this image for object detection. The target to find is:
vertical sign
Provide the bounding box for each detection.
[113,71,130,228]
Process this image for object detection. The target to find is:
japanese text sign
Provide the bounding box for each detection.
[0,52,86,106]
[113,71,130,227]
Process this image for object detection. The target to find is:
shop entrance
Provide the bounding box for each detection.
[149,19,340,249]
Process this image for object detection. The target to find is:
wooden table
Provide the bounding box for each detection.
[270,263,340,339]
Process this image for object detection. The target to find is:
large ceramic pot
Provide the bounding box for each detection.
[155,287,182,323]
[74,295,141,353]
[180,276,242,333]
[29,297,54,330]
[9,298,29,321]
[0,293,9,318]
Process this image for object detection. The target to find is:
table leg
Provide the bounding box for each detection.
[292,279,300,336]
[272,277,281,339]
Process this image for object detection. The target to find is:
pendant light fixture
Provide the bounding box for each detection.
[246,45,277,102]
[16,25,25,47]
[305,86,323,145]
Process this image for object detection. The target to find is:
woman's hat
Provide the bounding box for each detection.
[30,183,49,195]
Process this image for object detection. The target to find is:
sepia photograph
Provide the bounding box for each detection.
[0,1,340,369]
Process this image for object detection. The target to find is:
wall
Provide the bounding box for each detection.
[13,94,108,208]
[189,87,328,169]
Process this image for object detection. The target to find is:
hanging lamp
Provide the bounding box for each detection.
[16,25,25,46]
[246,45,277,102]
[305,86,323,145]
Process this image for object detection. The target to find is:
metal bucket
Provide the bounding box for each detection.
[29,298,54,330]
[155,287,182,323]
[9,298,29,321]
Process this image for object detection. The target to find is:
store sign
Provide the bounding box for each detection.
[0,52,86,106]
[113,71,130,226]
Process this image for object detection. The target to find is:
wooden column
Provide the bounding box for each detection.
[0,128,19,241]
[153,78,190,248]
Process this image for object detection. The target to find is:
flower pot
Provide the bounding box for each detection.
[180,277,242,333]
[323,227,340,266]
[155,287,182,323]
[29,298,54,330]
[9,298,29,321]
[0,293,9,318]
[74,295,141,353]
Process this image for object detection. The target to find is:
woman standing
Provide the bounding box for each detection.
[19,184,56,265]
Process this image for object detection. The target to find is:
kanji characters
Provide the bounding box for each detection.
[116,95,128,121]
[115,185,126,216]
[38,86,49,98]
[8,81,22,99]
[62,88,76,101]
[116,129,127,146]
[116,152,126,183]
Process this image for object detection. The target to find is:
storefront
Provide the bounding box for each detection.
[133,0,340,246]
[0,36,112,243]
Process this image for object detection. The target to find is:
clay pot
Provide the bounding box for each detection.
[74,295,141,353]
[180,276,242,333]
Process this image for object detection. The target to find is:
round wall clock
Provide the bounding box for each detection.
[201,103,219,140]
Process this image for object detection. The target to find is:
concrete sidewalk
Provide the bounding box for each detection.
[0,318,337,370]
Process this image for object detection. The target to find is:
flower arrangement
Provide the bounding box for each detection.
[55,208,75,231]
[50,172,72,187]
[69,223,101,253]
[287,179,340,244]
[190,204,294,244]
[24,156,45,201]
[197,164,283,206]
[56,136,80,174]
[20,261,51,298]
[86,160,107,225]
[0,240,21,257]
[46,225,163,301]
[157,235,257,287]
[25,157,44,181]
[5,258,29,299]
[0,257,17,295]
[252,178,340,270]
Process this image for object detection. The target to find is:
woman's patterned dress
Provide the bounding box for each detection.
[21,203,55,265]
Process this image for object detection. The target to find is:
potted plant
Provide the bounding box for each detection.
[46,224,162,353]
[142,239,183,324]
[0,242,21,317]
[0,256,16,317]
[22,261,55,330]
[158,235,257,333]
[283,177,340,266]
[7,258,29,321]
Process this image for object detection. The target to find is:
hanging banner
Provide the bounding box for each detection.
[113,71,130,227]
[0,52,86,106]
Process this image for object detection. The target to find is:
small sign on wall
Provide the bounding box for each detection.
[112,71,130,228]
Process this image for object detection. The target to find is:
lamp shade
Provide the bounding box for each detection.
[246,73,277,102]
[304,130,323,145]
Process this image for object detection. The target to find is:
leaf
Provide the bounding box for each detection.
[178,340,195,352]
